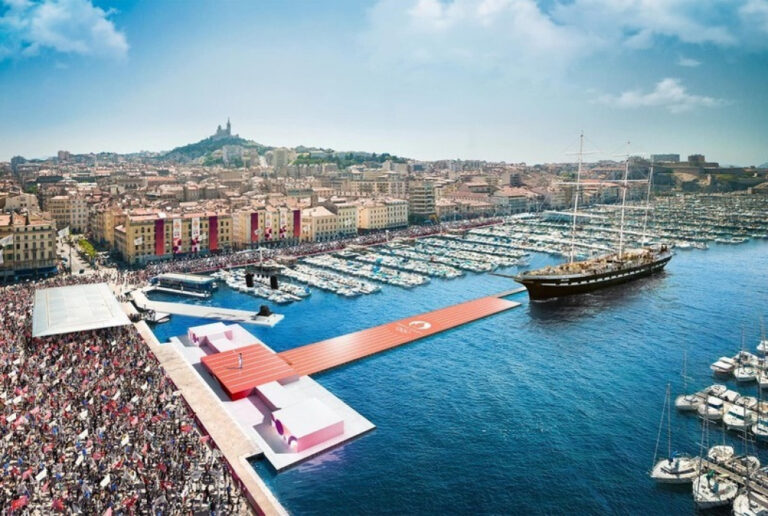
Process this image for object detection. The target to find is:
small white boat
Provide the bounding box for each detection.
[757,339,768,354]
[723,405,756,432]
[733,491,768,516]
[707,445,734,463]
[722,389,743,404]
[736,396,759,410]
[735,365,758,383]
[692,473,738,509]
[650,456,700,484]
[752,417,768,441]
[698,396,725,421]
[758,371,768,389]
[711,356,736,376]
[706,384,727,397]
[674,393,702,412]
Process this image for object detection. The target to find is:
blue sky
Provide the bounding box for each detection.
[1,0,767,165]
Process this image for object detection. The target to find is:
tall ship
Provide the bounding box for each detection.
[515,134,673,301]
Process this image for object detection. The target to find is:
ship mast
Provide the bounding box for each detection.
[617,143,630,259]
[641,158,654,247]
[568,131,584,263]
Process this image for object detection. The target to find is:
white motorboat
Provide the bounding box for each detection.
[650,456,700,484]
[758,339,768,354]
[698,396,725,421]
[711,356,736,376]
[692,473,738,509]
[674,393,702,412]
[735,364,758,383]
[736,396,759,410]
[722,389,743,404]
[733,491,768,516]
[706,384,727,397]
[752,417,768,441]
[723,405,757,432]
[707,445,734,463]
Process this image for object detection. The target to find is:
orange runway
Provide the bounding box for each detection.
[278,295,518,376]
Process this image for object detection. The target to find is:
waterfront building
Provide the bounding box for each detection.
[113,210,232,264]
[0,212,57,281]
[408,181,437,223]
[301,206,338,242]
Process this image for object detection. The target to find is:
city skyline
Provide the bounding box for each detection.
[1,0,767,165]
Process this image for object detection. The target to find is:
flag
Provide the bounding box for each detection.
[134,236,143,245]
[11,496,28,511]
[52,498,65,512]
[57,227,70,238]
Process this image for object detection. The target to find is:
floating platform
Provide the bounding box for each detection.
[278,295,519,376]
[131,288,283,326]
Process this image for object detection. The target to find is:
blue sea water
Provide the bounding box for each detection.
[151,242,768,515]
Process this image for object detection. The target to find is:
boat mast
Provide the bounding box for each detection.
[641,158,654,247]
[569,131,584,263]
[617,143,630,259]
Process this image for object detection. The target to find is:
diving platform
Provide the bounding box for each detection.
[130,288,283,326]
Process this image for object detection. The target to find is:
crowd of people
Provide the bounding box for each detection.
[0,275,249,514]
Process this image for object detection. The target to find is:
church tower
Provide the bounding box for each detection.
[226,117,231,136]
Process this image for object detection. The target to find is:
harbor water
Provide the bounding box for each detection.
[151,241,768,514]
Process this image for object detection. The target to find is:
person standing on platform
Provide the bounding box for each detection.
[238,352,243,370]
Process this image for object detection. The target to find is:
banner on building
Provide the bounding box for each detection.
[191,217,200,253]
[264,212,272,240]
[250,213,259,243]
[279,209,287,239]
[208,216,218,251]
[293,210,301,237]
[154,219,165,256]
[172,218,182,254]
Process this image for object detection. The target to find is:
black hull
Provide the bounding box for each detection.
[517,254,672,301]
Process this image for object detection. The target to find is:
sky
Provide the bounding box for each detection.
[0,0,767,165]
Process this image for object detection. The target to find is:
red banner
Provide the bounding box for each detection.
[250,212,259,243]
[208,216,218,251]
[293,209,301,237]
[154,219,164,256]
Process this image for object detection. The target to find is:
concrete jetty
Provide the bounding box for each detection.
[131,288,283,326]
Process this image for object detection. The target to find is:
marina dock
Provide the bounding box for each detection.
[130,288,284,326]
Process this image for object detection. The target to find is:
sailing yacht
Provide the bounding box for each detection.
[650,385,700,483]
[692,473,739,509]
[515,136,672,300]
[674,352,702,412]
[733,490,768,516]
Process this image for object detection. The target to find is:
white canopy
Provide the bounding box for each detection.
[32,283,131,337]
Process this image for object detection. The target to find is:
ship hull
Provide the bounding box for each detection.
[517,253,672,301]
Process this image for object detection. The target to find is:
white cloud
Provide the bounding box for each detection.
[0,0,128,60]
[677,56,701,67]
[740,0,768,34]
[362,0,768,76]
[597,78,727,113]
[363,0,596,76]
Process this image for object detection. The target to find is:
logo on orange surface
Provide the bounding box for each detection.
[408,320,431,331]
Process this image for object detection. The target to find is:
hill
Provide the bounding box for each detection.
[162,136,272,163]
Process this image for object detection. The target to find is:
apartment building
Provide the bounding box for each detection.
[45,195,89,232]
[0,212,58,281]
[301,206,338,242]
[114,210,232,264]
